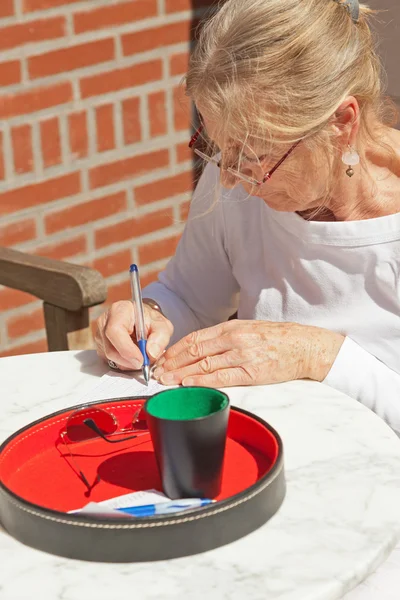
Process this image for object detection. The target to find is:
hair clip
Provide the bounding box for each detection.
[332,0,360,23]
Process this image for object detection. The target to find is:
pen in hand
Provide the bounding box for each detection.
[130,264,150,385]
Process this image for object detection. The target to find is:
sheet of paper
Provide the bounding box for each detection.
[98,489,167,509]
[69,490,168,515]
[79,369,174,403]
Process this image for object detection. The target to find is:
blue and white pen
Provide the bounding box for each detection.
[130,264,150,385]
[116,498,214,517]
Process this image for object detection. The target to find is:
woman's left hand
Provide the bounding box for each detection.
[153,320,344,388]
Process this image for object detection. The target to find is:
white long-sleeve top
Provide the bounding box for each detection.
[143,162,400,435]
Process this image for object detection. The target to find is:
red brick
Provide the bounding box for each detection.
[0,172,80,217]
[0,219,36,246]
[173,85,192,131]
[0,0,14,17]
[139,234,181,265]
[122,97,141,145]
[35,235,87,260]
[176,141,194,163]
[165,0,215,11]
[106,280,131,305]
[7,308,45,340]
[95,208,173,249]
[23,0,80,11]
[74,0,157,34]
[80,60,162,99]
[0,61,21,86]
[89,149,169,189]
[92,249,132,278]
[40,117,61,168]
[135,171,192,206]
[0,338,48,358]
[170,51,189,76]
[11,124,33,174]
[0,132,5,180]
[122,21,190,56]
[0,17,65,52]
[179,200,191,221]
[68,111,88,159]
[95,104,115,153]
[45,191,127,234]
[165,0,190,11]
[0,81,72,119]
[0,288,36,311]
[28,39,114,80]
[148,91,167,138]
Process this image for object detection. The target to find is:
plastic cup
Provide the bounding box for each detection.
[145,387,230,500]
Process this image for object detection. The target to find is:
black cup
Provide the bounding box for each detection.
[145,387,230,500]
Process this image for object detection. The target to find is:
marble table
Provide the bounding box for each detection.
[0,350,400,600]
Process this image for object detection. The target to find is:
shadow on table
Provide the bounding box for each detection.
[72,349,109,378]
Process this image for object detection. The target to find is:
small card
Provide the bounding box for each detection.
[69,489,168,516]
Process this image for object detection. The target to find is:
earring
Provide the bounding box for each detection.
[342,145,360,177]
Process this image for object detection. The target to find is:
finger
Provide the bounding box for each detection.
[156,351,240,385]
[162,324,226,361]
[104,301,143,369]
[95,314,140,371]
[182,367,251,389]
[102,334,142,371]
[159,331,236,372]
[144,308,174,360]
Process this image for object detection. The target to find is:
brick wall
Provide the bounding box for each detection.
[0,0,212,357]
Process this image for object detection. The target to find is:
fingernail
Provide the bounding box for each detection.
[147,343,161,358]
[153,367,164,379]
[160,372,177,385]
[182,378,195,386]
[131,359,141,369]
[157,356,166,367]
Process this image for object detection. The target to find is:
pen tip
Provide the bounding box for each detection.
[143,365,150,385]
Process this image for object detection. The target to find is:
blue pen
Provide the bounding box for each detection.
[117,498,214,517]
[130,264,150,385]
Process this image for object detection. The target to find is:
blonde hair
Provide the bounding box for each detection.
[184,0,398,196]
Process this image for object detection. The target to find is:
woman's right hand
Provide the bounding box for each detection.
[94,300,174,371]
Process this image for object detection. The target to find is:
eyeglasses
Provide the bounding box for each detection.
[60,405,149,492]
[189,124,301,187]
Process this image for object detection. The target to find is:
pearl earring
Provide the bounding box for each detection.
[342,145,360,177]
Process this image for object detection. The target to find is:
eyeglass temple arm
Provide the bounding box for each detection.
[189,124,204,148]
[83,419,140,444]
[265,140,302,181]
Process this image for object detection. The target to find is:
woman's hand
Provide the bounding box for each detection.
[95,300,174,371]
[153,320,344,387]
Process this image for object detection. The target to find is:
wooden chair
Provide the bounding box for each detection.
[0,248,107,352]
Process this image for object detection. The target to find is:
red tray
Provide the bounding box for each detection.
[0,396,285,562]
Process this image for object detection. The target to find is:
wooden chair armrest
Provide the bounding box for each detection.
[0,247,107,310]
[0,247,107,352]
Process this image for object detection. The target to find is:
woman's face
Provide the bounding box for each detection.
[197,106,331,213]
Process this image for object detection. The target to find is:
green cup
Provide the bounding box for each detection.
[145,387,230,499]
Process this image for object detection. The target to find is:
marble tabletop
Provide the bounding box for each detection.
[0,350,400,600]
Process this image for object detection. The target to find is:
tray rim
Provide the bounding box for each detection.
[0,395,284,530]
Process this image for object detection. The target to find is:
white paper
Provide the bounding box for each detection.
[98,489,167,509]
[68,503,132,518]
[69,490,168,516]
[79,369,173,403]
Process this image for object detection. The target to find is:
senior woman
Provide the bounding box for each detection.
[95,0,400,436]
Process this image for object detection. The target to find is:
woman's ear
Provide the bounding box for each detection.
[331,96,360,148]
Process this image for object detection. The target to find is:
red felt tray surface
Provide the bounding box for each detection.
[0,399,279,513]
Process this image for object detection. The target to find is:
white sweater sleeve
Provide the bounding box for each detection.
[142,163,240,345]
[323,337,400,436]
